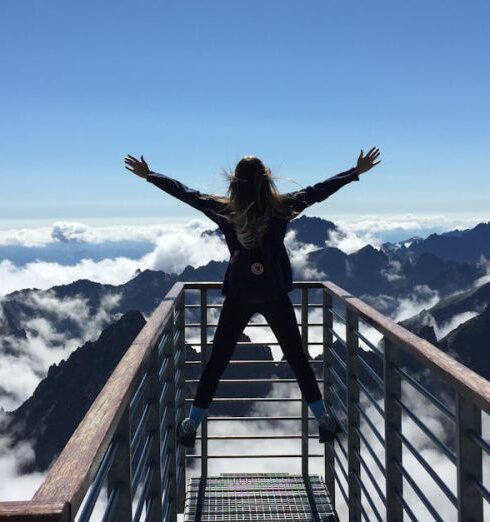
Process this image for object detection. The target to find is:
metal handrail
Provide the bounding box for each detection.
[0,279,489,522]
[322,280,490,521]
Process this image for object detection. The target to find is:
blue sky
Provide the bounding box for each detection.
[1,0,489,221]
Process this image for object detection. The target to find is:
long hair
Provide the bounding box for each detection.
[206,156,295,249]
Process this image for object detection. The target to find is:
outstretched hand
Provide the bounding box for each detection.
[356,147,381,175]
[124,154,151,179]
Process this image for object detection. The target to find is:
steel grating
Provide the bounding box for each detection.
[183,472,337,521]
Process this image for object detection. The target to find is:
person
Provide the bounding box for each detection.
[124,148,381,447]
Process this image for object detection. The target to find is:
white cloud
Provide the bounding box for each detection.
[381,259,404,282]
[0,221,230,296]
[332,213,489,239]
[473,255,490,288]
[0,220,210,247]
[393,285,440,322]
[326,225,382,254]
[422,310,480,341]
[0,429,44,501]
[0,257,143,295]
[0,291,122,410]
[285,230,326,280]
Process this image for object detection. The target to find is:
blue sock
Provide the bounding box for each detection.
[308,399,326,422]
[189,405,207,427]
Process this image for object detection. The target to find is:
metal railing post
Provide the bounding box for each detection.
[106,405,132,521]
[456,392,483,521]
[384,336,403,521]
[168,315,178,521]
[175,292,187,513]
[301,287,309,478]
[145,347,163,522]
[200,288,209,479]
[346,307,361,522]
[159,324,175,521]
[323,289,335,506]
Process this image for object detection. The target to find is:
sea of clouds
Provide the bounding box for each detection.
[0,214,489,516]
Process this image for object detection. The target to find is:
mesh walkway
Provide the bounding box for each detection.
[183,472,337,521]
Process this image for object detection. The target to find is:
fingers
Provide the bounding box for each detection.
[125,154,138,162]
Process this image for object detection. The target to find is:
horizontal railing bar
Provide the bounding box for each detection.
[184,302,325,309]
[131,433,153,494]
[330,366,348,394]
[185,322,325,328]
[194,434,320,440]
[333,429,348,460]
[395,490,418,522]
[145,497,154,522]
[158,355,171,382]
[470,476,490,504]
[393,364,456,421]
[184,397,302,402]
[394,459,444,522]
[185,453,325,458]
[186,340,324,346]
[394,397,456,463]
[469,429,490,455]
[160,448,171,484]
[157,330,172,354]
[327,326,347,347]
[183,280,325,290]
[353,447,387,506]
[354,425,385,475]
[353,474,384,522]
[351,327,384,359]
[332,448,349,483]
[330,346,347,371]
[327,460,349,504]
[161,497,171,522]
[159,380,171,407]
[185,359,323,364]
[354,376,385,418]
[354,494,372,522]
[158,354,172,381]
[205,415,317,421]
[101,486,120,522]
[331,386,348,415]
[129,372,148,415]
[160,427,171,457]
[133,465,154,522]
[396,430,457,506]
[357,353,384,388]
[353,402,384,446]
[185,378,325,384]
[325,305,347,324]
[130,403,150,455]
[77,440,119,522]
[322,280,490,414]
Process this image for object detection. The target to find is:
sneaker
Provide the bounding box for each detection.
[318,413,339,443]
[176,417,197,447]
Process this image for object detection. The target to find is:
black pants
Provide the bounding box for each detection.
[192,292,323,409]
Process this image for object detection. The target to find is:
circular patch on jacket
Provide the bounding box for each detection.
[250,262,264,275]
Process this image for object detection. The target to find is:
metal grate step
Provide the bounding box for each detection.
[183,472,337,521]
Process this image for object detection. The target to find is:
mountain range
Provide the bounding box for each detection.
[1,216,489,472]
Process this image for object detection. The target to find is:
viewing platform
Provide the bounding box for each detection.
[0,281,489,521]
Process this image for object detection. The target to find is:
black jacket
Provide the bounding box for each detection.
[146,167,360,301]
